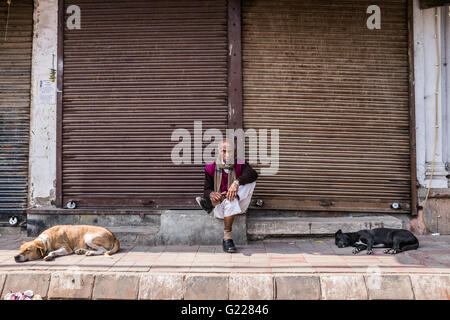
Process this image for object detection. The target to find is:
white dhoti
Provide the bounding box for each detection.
[213,181,256,220]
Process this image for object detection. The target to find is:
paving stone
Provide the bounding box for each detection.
[92,273,139,300]
[320,275,368,300]
[229,275,273,300]
[248,218,310,237]
[270,265,315,273]
[410,274,450,300]
[248,216,402,236]
[190,263,232,273]
[275,275,321,300]
[365,274,414,300]
[139,273,184,300]
[1,272,51,299]
[48,272,95,300]
[197,246,217,254]
[184,274,229,300]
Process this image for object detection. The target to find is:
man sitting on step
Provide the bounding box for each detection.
[196,139,258,253]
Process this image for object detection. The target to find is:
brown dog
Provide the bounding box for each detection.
[14,225,120,262]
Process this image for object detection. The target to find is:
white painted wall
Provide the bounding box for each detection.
[445,7,450,172]
[414,0,449,188]
[414,0,426,186]
[28,0,58,207]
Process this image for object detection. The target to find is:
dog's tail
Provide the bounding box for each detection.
[104,238,120,257]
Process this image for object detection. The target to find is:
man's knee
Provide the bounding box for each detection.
[238,182,256,198]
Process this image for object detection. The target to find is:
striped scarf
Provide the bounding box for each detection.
[214,156,236,193]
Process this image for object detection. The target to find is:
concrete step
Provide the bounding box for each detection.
[108,225,160,245]
[0,226,27,237]
[247,215,404,240]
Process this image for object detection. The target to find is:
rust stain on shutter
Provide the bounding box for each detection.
[0,1,33,213]
[242,0,412,213]
[62,0,228,208]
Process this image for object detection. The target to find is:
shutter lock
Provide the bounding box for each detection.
[255,199,264,207]
[391,202,400,210]
[66,200,77,209]
[9,216,19,226]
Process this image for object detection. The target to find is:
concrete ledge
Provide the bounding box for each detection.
[184,274,229,300]
[1,272,51,299]
[139,274,184,300]
[27,210,246,246]
[26,213,161,238]
[365,274,414,300]
[410,275,450,300]
[154,210,247,245]
[320,275,368,300]
[0,272,448,300]
[92,273,140,300]
[109,226,160,244]
[0,227,27,237]
[275,275,321,300]
[247,216,404,238]
[48,272,95,300]
[229,275,274,300]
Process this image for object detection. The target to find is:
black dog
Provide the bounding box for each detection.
[335,228,419,255]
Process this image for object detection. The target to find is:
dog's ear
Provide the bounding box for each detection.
[36,242,45,257]
[335,229,342,235]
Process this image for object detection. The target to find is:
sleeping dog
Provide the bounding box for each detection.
[14,225,120,262]
[335,228,419,255]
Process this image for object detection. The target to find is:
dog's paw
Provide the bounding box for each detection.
[352,248,360,254]
[85,250,96,256]
[75,248,87,255]
[384,249,397,254]
[43,255,54,261]
[366,249,373,255]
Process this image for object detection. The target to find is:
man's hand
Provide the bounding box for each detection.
[226,181,239,202]
[210,192,223,203]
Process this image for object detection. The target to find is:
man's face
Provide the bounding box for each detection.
[220,141,234,164]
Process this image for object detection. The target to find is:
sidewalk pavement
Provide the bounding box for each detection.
[0,232,448,300]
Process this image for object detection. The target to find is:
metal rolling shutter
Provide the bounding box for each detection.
[242,0,412,213]
[62,0,228,208]
[0,1,33,214]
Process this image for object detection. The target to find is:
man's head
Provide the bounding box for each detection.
[218,139,235,164]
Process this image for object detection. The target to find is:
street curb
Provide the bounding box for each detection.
[0,271,448,300]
